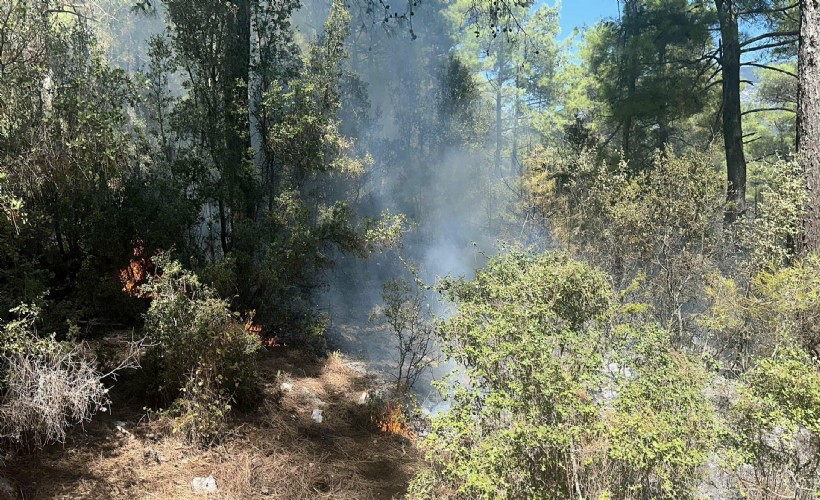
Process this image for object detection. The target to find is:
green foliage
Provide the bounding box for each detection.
[726,348,820,496]
[744,158,806,271]
[147,0,398,340]
[370,264,435,392]
[420,249,716,499]
[525,148,726,341]
[0,0,146,325]
[703,253,820,370]
[744,63,798,162]
[586,0,716,164]
[606,325,717,497]
[0,303,54,362]
[141,253,260,445]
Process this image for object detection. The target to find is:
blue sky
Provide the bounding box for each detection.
[557,0,619,36]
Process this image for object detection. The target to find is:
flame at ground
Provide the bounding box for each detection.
[119,241,156,298]
[373,402,416,440]
[244,321,284,348]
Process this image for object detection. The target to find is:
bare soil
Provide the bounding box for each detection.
[2,348,423,499]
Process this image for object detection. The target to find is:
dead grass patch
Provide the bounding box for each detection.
[3,348,423,499]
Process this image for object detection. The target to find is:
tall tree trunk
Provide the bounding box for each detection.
[716,0,747,221]
[621,0,638,163]
[799,0,820,254]
[512,63,521,180]
[495,88,502,172]
[495,52,504,174]
[224,0,253,226]
[657,44,670,151]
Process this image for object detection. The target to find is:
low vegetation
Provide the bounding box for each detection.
[2,0,820,497]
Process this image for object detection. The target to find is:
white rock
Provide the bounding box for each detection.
[191,475,218,495]
[311,409,323,423]
[280,382,293,392]
[357,391,369,405]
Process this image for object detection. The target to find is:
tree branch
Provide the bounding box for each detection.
[741,62,797,78]
[741,107,795,116]
[740,30,799,49]
[742,39,798,54]
[738,2,799,16]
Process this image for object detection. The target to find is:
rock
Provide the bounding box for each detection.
[144,449,168,464]
[115,424,133,439]
[280,382,293,392]
[357,391,369,405]
[191,475,218,495]
[311,409,323,423]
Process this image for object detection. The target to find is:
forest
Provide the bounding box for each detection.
[1,0,820,497]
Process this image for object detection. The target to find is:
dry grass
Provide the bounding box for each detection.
[0,348,110,449]
[3,348,423,499]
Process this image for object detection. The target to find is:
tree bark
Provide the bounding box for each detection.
[799,0,820,254]
[657,44,670,151]
[621,0,638,163]
[224,0,253,226]
[495,50,504,174]
[716,0,747,222]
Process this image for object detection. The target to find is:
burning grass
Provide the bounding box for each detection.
[372,402,417,441]
[2,346,424,499]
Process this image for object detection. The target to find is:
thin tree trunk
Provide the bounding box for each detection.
[717,0,747,221]
[799,0,820,253]
[225,0,253,222]
[513,63,521,181]
[218,198,229,256]
[495,73,503,173]
[622,0,638,163]
[657,44,670,151]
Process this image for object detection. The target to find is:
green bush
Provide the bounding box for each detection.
[418,249,716,499]
[370,265,436,393]
[726,348,820,497]
[524,148,726,345]
[141,253,260,445]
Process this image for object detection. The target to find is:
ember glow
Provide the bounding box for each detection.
[119,240,156,298]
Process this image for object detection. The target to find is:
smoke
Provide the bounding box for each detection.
[90,0,516,405]
[293,0,519,405]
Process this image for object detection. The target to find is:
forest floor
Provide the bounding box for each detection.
[2,344,423,499]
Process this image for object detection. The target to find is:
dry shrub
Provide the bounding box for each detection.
[0,347,109,448]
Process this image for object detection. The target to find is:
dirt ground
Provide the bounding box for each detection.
[2,348,424,499]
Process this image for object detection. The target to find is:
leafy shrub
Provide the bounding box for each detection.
[726,348,820,498]
[524,148,725,345]
[141,253,260,445]
[742,159,806,271]
[606,325,717,497]
[702,254,820,372]
[418,249,716,499]
[370,265,436,393]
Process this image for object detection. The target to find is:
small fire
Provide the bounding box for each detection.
[119,240,156,298]
[244,320,284,348]
[373,402,416,440]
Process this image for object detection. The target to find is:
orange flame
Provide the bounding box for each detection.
[244,321,284,348]
[119,241,156,298]
[373,403,416,440]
